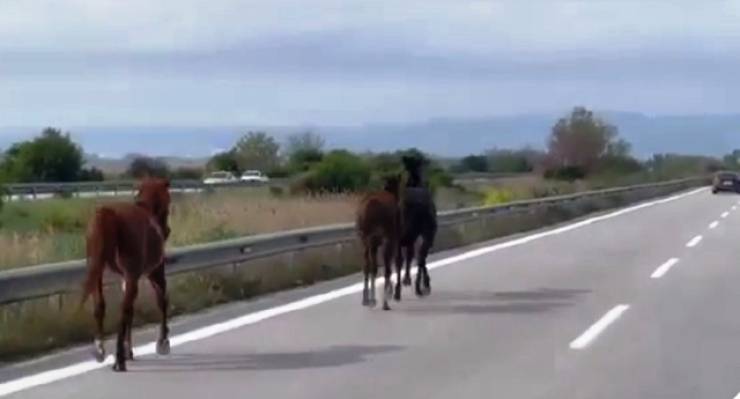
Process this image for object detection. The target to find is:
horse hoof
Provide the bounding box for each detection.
[156,339,171,356]
[393,291,401,302]
[112,362,127,372]
[92,348,106,363]
[402,277,412,286]
[382,302,391,311]
[368,299,377,308]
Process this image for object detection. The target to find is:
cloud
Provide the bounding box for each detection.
[2,0,740,125]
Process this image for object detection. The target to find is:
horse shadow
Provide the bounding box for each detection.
[399,288,591,316]
[131,345,403,373]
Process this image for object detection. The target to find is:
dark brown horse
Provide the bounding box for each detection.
[356,175,402,311]
[395,155,437,299]
[80,177,172,372]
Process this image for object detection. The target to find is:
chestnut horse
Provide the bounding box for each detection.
[396,155,437,299]
[80,177,172,372]
[356,175,402,311]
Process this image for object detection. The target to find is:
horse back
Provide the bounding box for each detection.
[356,192,400,238]
[87,203,166,276]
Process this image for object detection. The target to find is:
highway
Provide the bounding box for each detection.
[3,186,740,398]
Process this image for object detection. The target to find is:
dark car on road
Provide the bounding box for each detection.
[712,171,739,194]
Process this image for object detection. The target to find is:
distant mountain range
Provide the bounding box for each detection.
[1,112,739,165]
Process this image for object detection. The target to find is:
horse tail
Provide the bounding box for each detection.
[79,207,117,308]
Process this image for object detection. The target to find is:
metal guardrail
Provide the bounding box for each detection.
[0,177,708,305]
[1,179,289,200]
[1,172,517,200]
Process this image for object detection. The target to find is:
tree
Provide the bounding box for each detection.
[126,156,170,178]
[207,150,240,173]
[606,139,632,158]
[0,127,85,182]
[171,167,203,180]
[285,131,325,156]
[722,149,740,170]
[285,131,325,171]
[456,155,489,173]
[79,167,105,181]
[547,107,619,173]
[233,132,280,171]
[486,148,543,173]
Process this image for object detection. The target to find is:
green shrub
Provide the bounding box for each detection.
[299,150,371,193]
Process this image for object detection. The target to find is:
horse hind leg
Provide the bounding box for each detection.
[121,280,134,361]
[368,239,380,308]
[113,277,138,372]
[393,244,403,302]
[149,265,170,356]
[403,242,414,286]
[382,239,395,310]
[418,231,435,297]
[361,242,371,307]
[92,277,106,363]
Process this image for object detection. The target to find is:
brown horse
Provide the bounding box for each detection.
[356,175,402,311]
[80,177,172,372]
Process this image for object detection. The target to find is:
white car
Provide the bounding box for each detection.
[203,171,238,185]
[240,170,270,183]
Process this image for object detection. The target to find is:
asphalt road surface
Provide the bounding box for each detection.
[3,186,740,399]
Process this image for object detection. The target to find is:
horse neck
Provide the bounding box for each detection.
[406,172,423,187]
[136,200,164,225]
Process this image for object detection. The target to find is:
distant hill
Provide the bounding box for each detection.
[2,112,740,161]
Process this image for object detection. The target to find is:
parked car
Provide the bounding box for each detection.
[712,171,739,194]
[240,170,270,183]
[203,171,238,185]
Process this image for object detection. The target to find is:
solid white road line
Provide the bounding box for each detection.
[722,212,730,218]
[733,392,740,399]
[686,235,703,248]
[650,258,680,279]
[569,305,631,350]
[709,221,720,229]
[0,186,708,397]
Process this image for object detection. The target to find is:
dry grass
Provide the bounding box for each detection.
[0,189,358,270]
[167,190,357,246]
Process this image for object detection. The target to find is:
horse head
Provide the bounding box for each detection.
[135,177,172,240]
[401,155,427,187]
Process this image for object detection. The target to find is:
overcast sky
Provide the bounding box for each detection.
[2,0,740,126]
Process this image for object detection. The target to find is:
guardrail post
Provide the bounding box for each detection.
[47,293,62,312]
[335,243,344,267]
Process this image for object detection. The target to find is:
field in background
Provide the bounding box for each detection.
[0,172,673,271]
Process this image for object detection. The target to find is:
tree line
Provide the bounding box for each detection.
[453,107,728,181]
[0,107,732,193]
